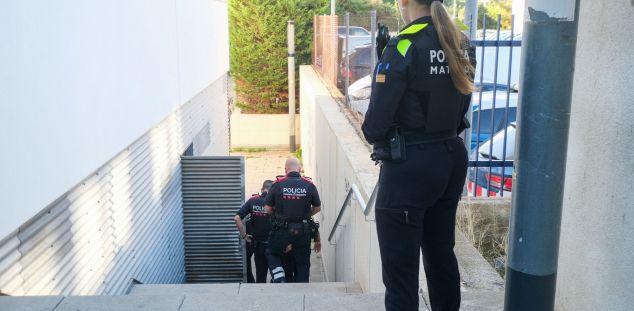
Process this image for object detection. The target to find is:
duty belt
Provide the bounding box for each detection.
[404,129,457,145]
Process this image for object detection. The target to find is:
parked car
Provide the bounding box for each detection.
[336,27,372,89]
[338,26,371,36]
[347,74,373,116]
[468,122,516,197]
[470,82,518,150]
[339,44,375,88]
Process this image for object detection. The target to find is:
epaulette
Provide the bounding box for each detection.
[274,175,288,183]
[392,22,429,57]
[301,176,314,184]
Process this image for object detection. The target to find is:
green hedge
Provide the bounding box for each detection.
[229,0,327,113]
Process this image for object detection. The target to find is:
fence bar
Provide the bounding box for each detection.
[504,1,580,310]
[472,14,486,196]
[500,15,516,198]
[468,160,513,168]
[471,40,522,47]
[370,10,377,73]
[486,15,502,196]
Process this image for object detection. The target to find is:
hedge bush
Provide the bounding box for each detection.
[229,0,327,113]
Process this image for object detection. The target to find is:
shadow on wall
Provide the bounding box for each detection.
[0,78,228,296]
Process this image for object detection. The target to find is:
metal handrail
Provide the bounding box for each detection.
[328,183,378,243]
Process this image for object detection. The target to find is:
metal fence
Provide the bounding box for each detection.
[312,12,520,198]
[313,15,339,86]
[466,15,519,198]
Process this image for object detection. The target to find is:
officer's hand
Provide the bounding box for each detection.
[284,244,293,253]
[313,241,321,253]
[243,234,253,243]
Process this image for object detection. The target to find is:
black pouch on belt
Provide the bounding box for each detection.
[388,125,406,161]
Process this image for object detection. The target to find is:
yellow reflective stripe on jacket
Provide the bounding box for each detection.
[398,23,428,35]
[396,39,412,57]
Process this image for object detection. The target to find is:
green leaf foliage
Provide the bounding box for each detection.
[229,0,328,113]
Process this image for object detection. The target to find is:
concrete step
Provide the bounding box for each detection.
[0,292,425,311]
[1,283,500,311]
[128,282,362,296]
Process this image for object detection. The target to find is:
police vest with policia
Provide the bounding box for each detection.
[264,158,322,283]
[362,0,476,310]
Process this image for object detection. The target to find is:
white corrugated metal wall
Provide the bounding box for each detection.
[0,75,229,296]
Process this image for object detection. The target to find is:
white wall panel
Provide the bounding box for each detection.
[0,0,230,239]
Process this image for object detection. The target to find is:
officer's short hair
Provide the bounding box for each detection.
[262,180,273,191]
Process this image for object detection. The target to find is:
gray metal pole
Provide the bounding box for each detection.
[287,20,296,152]
[464,0,478,38]
[331,0,336,15]
[504,1,580,310]
[370,10,377,72]
[344,13,350,107]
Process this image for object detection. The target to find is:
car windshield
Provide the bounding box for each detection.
[350,28,370,36]
[472,107,516,135]
[338,27,370,36]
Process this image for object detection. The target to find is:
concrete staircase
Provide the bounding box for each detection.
[0,282,433,311]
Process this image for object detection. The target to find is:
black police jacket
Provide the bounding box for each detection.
[265,172,321,221]
[362,16,476,144]
[237,192,271,240]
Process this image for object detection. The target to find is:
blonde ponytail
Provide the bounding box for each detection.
[429,1,475,95]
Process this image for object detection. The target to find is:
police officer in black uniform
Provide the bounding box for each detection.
[265,158,321,283]
[362,0,475,310]
[234,180,274,283]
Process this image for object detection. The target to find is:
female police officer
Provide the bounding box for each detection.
[362,0,475,310]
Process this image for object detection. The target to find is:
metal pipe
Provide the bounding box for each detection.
[331,0,336,15]
[504,1,580,310]
[370,10,377,72]
[287,20,296,152]
[327,183,378,244]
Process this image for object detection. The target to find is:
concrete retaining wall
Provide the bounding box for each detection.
[230,111,300,149]
[300,65,383,293]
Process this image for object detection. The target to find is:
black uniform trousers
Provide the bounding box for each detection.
[245,241,255,283]
[266,224,311,283]
[254,239,270,283]
[376,137,468,311]
[282,250,297,282]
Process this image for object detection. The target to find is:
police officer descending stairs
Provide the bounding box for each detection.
[264,158,322,283]
[234,180,274,283]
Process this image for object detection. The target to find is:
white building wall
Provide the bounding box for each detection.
[557,1,634,310]
[0,0,229,238]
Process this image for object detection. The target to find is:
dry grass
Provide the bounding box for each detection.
[457,203,509,277]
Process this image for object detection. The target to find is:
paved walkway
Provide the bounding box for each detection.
[230,149,295,200]
[231,149,325,283]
